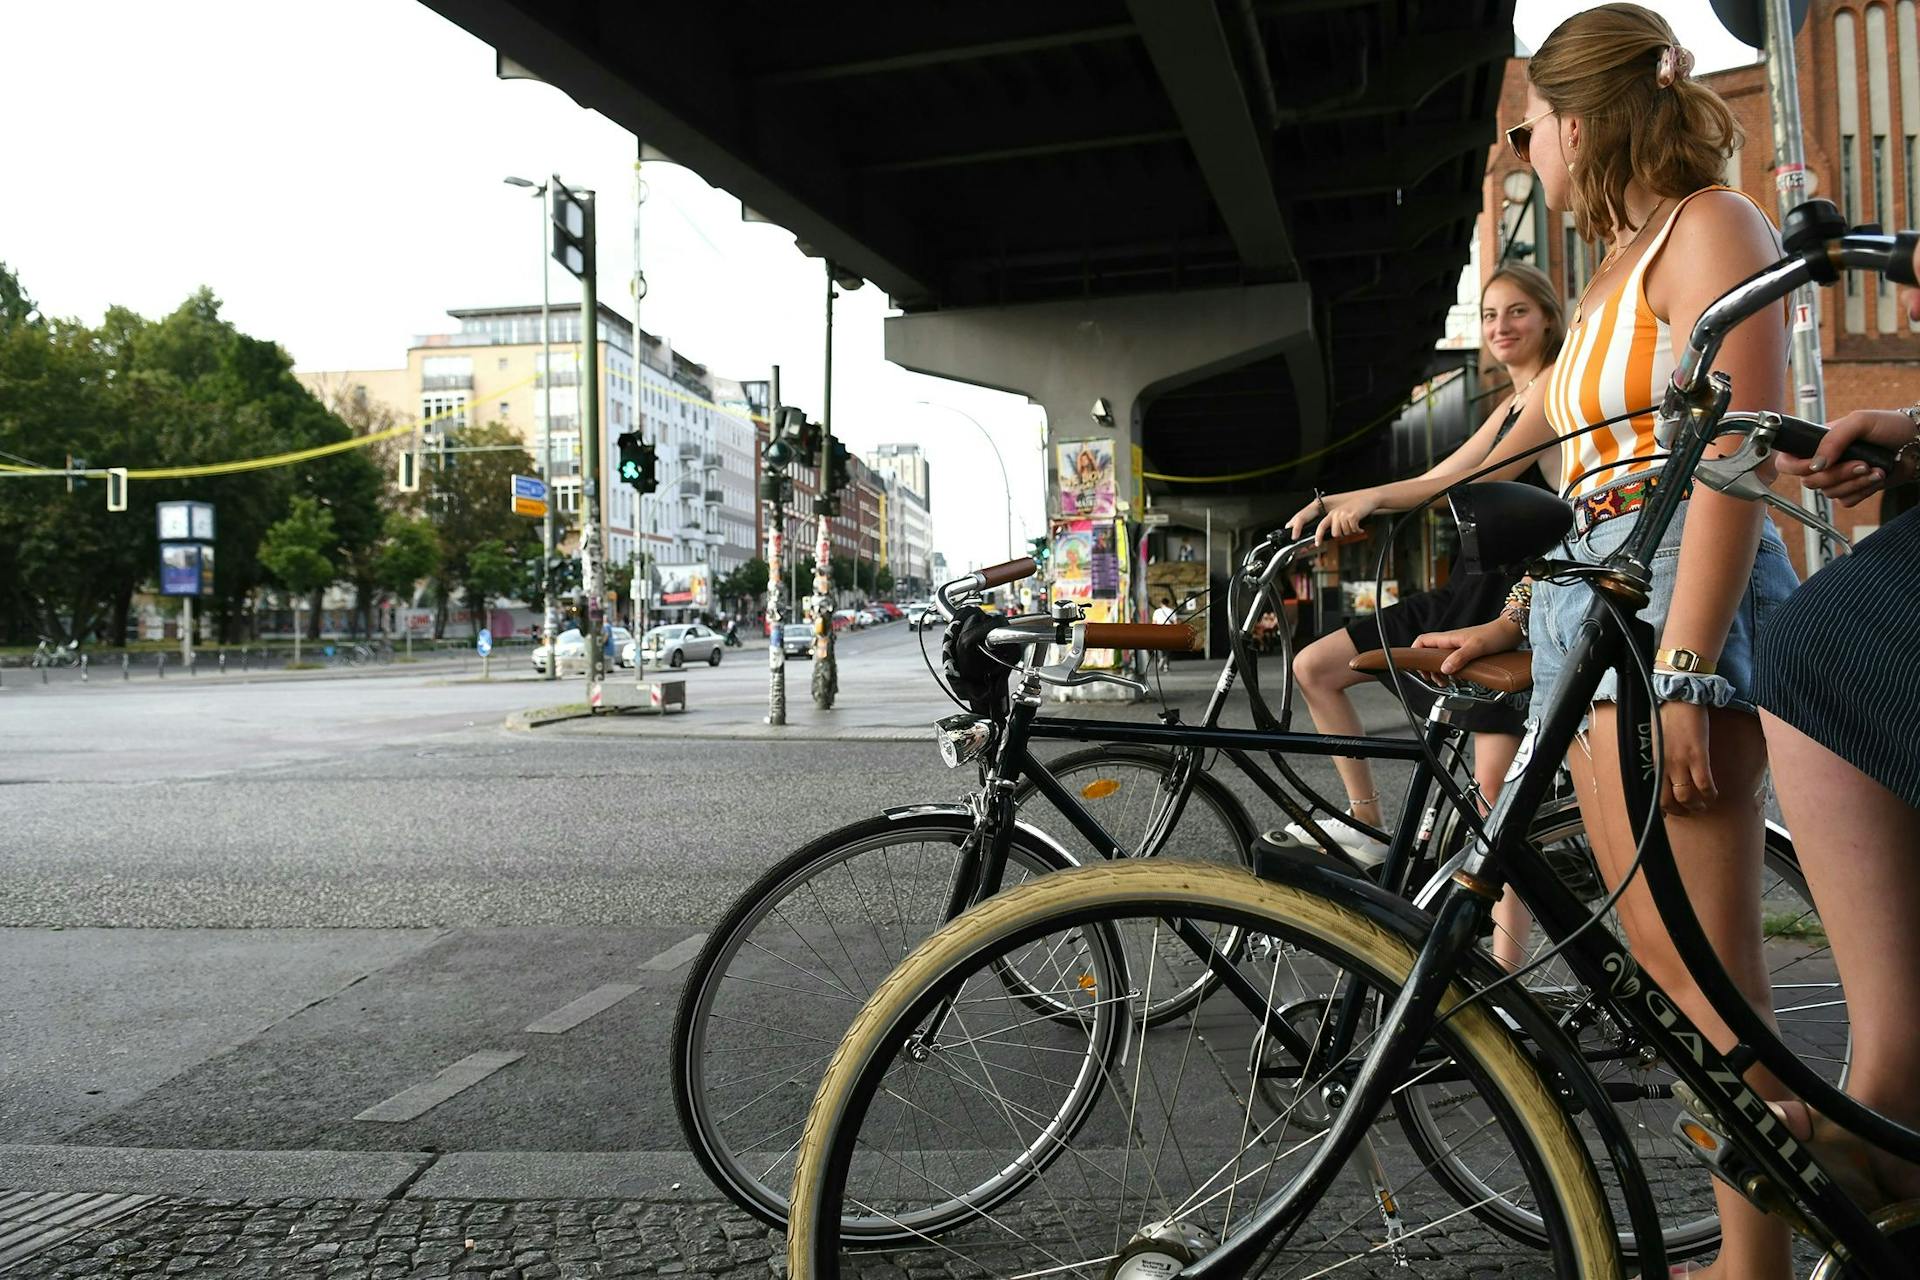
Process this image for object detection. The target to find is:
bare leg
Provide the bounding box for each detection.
[1293,629,1383,826]
[1571,704,1790,1280]
[1761,710,1920,1202]
[1469,731,1534,971]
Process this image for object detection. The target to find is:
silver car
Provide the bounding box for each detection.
[637,623,724,668]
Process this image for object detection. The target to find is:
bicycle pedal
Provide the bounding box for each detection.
[1669,1083,1818,1236]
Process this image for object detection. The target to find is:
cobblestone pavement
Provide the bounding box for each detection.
[9,1192,1583,1280]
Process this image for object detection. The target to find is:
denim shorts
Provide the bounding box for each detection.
[1526,497,1800,723]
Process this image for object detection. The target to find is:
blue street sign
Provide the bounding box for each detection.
[511,475,547,502]
[476,628,493,657]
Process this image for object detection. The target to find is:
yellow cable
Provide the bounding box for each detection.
[1139,370,1470,485]
[0,370,543,480]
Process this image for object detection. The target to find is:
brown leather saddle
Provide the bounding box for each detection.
[1349,647,1532,696]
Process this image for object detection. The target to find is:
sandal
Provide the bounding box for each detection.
[1770,1099,1920,1214]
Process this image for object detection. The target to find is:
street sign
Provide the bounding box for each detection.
[158,542,215,597]
[510,474,549,518]
[476,628,493,657]
[1140,512,1171,527]
[157,501,215,542]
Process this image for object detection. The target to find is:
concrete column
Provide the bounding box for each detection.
[886,286,1319,547]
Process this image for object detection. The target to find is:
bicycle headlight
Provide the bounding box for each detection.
[1449,481,1574,576]
[934,712,994,769]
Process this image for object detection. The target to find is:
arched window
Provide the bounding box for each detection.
[1869,6,1897,328]
[1838,7,1867,332]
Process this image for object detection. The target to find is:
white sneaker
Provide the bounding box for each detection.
[1281,810,1390,869]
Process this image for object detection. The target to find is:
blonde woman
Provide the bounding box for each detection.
[1416,6,1801,1274]
[1282,262,1561,967]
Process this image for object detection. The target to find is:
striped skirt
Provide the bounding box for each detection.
[1754,505,1920,809]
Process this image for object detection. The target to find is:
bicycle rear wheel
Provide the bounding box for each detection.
[672,811,1073,1230]
[787,860,1622,1279]
[1400,799,1844,1260]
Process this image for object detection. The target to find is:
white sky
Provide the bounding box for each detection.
[0,1,1758,572]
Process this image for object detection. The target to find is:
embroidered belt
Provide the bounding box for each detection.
[1572,473,1693,535]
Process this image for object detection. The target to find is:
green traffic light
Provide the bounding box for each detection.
[620,460,641,481]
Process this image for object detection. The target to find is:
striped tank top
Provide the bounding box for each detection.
[1544,187,1776,500]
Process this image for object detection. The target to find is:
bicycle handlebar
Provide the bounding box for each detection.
[1753,409,1899,473]
[1085,622,1201,652]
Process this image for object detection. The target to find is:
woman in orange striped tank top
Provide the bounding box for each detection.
[1420,7,1804,1275]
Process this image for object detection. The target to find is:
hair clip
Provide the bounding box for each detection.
[1656,44,1695,88]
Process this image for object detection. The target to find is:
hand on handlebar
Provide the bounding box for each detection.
[1284,489,1379,544]
[1774,408,1910,506]
[1410,615,1524,676]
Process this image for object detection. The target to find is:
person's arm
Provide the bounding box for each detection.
[1284,390,1532,540]
[1646,190,1787,814]
[1775,407,1920,504]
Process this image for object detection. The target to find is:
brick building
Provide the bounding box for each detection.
[1479,2,1920,577]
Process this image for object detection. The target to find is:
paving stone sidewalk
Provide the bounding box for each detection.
[6,1191,1590,1280]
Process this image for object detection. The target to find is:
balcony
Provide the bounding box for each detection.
[536,369,580,387]
[421,374,473,391]
[677,475,702,498]
[702,452,723,470]
[677,442,701,461]
[704,488,725,505]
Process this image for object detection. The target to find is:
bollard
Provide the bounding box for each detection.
[219,652,227,674]
[157,652,165,678]
[189,653,197,676]
[122,653,130,681]
[41,664,48,685]
[79,654,88,682]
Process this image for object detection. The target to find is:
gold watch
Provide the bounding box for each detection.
[1654,647,1717,675]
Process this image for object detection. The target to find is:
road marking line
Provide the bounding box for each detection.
[525,983,642,1034]
[354,1050,524,1123]
[639,933,708,971]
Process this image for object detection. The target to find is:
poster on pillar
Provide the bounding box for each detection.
[1056,438,1115,519]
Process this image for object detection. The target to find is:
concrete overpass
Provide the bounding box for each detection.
[424,0,1512,534]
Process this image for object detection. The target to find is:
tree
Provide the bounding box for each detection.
[373,513,440,633]
[465,539,521,634]
[875,564,895,597]
[258,496,336,664]
[716,558,768,612]
[419,421,535,637]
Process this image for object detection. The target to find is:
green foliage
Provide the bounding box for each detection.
[0,274,388,643]
[373,514,440,599]
[875,564,895,596]
[717,557,769,604]
[257,495,336,596]
[420,421,535,630]
[465,538,521,622]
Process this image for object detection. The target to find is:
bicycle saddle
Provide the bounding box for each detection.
[1448,481,1573,575]
[1349,647,1533,695]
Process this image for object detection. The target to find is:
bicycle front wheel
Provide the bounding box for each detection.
[788,860,1622,1279]
[672,811,1074,1231]
[1014,745,1257,1026]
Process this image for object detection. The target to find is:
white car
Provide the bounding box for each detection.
[856,609,880,627]
[637,623,724,668]
[906,601,939,630]
[532,627,635,673]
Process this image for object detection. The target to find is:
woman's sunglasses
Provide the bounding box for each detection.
[1506,109,1553,164]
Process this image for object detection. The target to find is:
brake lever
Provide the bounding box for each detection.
[1046,669,1150,696]
[1692,413,1855,551]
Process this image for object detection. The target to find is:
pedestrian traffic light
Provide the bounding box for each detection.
[775,406,822,467]
[616,431,657,494]
[106,467,128,512]
[1028,535,1050,568]
[551,178,595,279]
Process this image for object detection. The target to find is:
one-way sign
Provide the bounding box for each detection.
[511,474,548,518]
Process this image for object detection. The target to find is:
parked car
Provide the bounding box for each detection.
[831,609,859,631]
[637,623,724,668]
[781,624,815,659]
[532,626,634,673]
[906,601,939,630]
[876,602,904,620]
[856,609,880,627]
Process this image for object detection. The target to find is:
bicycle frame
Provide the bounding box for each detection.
[1182,230,1920,1277]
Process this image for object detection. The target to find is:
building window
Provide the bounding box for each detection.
[1838,8,1866,330]
[498,357,509,371]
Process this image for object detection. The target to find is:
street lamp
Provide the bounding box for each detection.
[915,401,1015,562]
[505,174,558,676]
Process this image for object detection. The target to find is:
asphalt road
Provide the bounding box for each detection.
[3,624,1392,1159]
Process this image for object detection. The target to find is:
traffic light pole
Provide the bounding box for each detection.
[812,266,838,710]
[766,364,788,726]
[577,194,604,706]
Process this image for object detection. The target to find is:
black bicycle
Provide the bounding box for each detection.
[676,536,1831,1255]
[784,201,1909,1278]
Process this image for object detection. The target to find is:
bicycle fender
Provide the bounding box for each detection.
[879,804,1084,873]
[1252,844,1669,1275]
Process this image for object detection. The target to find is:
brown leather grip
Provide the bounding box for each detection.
[1085,622,1202,652]
[977,556,1036,588]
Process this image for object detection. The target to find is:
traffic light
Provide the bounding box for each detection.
[775,405,822,467]
[1028,535,1050,569]
[106,467,128,512]
[67,455,87,493]
[616,431,657,494]
[551,178,595,279]
[824,438,851,495]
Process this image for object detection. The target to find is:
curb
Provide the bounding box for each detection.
[0,1145,723,1203]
